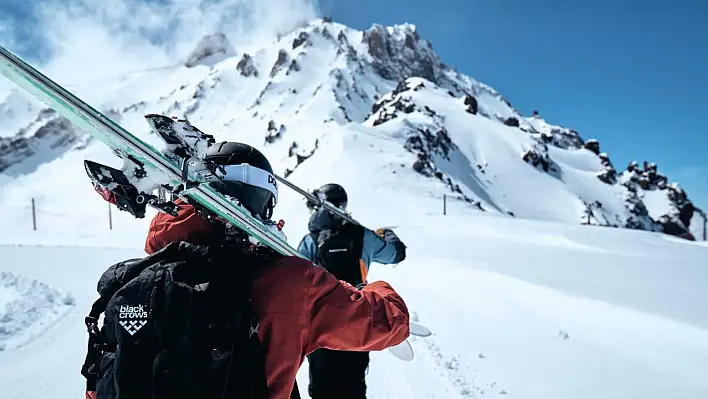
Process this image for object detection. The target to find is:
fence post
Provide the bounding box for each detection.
[108,202,113,230]
[31,198,37,231]
[443,194,447,215]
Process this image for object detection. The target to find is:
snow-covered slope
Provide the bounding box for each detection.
[0,89,43,138]
[0,271,75,352]
[1,214,707,399]
[0,17,701,239]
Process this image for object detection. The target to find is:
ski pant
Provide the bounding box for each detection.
[307,348,370,399]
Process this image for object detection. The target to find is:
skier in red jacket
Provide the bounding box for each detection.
[141,142,410,398]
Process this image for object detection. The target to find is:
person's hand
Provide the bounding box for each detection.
[305,189,320,210]
[376,228,398,241]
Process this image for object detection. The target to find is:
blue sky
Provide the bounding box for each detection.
[1,0,707,208]
[317,0,708,208]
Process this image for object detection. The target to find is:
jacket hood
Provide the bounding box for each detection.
[307,207,346,233]
[144,199,223,255]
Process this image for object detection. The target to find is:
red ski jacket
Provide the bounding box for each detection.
[142,200,410,398]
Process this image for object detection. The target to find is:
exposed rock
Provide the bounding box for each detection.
[522,148,553,173]
[463,95,478,115]
[627,160,639,173]
[596,152,617,184]
[584,138,600,155]
[597,167,617,184]
[504,117,520,127]
[292,31,311,49]
[369,80,431,126]
[184,33,236,68]
[0,114,87,174]
[286,59,301,75]
[236,53,258,77]
[284,139,319,177]
[362,24,436,83]
[321,27,334,41]
[265,120,287,144]
[269,49,289,78]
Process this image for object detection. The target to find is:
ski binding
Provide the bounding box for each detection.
[84,160,180,218]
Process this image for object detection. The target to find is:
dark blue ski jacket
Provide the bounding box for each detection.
[297,208,406,282]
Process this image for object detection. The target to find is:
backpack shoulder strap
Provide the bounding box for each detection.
[344,222,365,253]
[197,244,270,399]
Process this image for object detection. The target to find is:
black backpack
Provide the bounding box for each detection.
[80,241,280,399]
[311,223,365,286]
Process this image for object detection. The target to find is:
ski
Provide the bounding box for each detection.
[387,339,415,361]
[275,174,363,226]
[410,322,432,337]
[0,44,296,257]
[0,44,421,360]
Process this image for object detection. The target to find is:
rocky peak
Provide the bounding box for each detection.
[0,109,90,175]
[362,23,438,84]
[184,33,237,68]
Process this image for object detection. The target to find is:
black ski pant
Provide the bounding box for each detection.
[307,348,370,399]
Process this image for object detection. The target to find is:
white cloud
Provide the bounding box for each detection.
[1,0,320,99]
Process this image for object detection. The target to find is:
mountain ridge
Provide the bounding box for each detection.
[0,17,703,240]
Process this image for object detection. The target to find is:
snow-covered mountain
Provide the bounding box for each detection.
[2,17,708,399]
[0,17,703,240]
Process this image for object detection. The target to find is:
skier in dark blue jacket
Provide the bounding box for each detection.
[297,183,406,399]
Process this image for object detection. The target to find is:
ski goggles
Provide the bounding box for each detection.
[220,163,279,204]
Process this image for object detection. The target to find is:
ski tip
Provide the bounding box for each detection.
[410,322,432,337]
[387,339,415,361]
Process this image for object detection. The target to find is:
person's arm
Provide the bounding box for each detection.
[305,264,410,353]
[361,228,406,265]
[297,234,316,262]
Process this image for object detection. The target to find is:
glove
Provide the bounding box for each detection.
[376,228,399,242]
[375,228,407,263]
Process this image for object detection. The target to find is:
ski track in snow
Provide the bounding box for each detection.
[1,210,708,399]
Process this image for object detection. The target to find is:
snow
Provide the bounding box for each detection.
[0,15,707,399]
[0,271,75,352]
[642,189,674,219]
[0,89,43,138]
[1,213,707,398]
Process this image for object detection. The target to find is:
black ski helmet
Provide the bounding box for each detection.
[203,141,278,220]
[314,183,348,209]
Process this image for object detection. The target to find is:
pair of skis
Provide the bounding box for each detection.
[0,44,429,360]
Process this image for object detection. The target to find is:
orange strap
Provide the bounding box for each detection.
[359,259,368,284]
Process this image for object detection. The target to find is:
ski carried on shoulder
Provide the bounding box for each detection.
[0,44,429,361]
[0,44,294,256]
